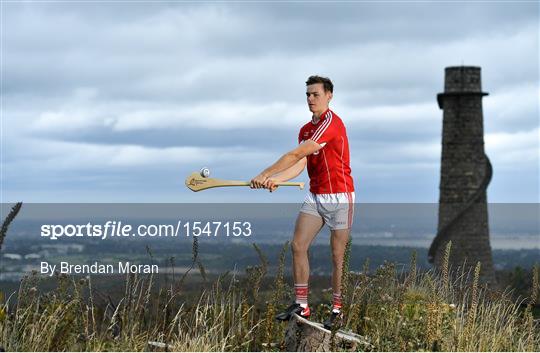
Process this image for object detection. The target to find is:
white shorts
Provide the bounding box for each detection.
[299,192,355,230]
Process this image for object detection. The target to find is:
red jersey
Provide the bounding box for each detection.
[298,108,355,194]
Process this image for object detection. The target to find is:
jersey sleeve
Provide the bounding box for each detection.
[298,127,304,144]
[310,115,337,146]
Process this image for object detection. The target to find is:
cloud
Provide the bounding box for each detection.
[484,83,539,133]
[4,137,275,170]
[4,3,537,101]
[485,128,539,168]
[2,2,538,202]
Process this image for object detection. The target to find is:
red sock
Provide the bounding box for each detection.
[332,292,342,312]
[294,283,308,306]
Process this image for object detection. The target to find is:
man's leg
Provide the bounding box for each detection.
[322,228,351,329]
[292,212,324,286]
[323,192,354,329]
[330,228,351,311]
[276,211,323,321]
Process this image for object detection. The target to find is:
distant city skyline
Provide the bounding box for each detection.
[1,2,538,203]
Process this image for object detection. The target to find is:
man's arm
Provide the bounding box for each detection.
[251,140,320,189]
[264,157,307,192]
[271,157,307,182]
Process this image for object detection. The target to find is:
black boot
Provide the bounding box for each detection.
[323,310,341,330]
[275,302,310,321]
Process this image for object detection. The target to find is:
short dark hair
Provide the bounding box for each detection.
[306,75,333,93]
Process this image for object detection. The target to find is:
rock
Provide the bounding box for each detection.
[284,314,371,352]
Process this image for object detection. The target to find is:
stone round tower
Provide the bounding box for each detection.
[429,66,496,284]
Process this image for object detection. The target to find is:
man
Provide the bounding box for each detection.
[251,75,355,329]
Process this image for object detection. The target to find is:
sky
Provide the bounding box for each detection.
[1,1,538,203]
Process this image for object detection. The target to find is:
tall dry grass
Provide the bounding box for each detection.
[0,238,538,351]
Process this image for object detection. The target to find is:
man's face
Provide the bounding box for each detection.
[306,83,332,116]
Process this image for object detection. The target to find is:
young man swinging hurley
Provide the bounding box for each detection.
[251,75,355,329]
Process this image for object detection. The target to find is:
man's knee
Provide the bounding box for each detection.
[291,240,309,255]
[331,248,345,265]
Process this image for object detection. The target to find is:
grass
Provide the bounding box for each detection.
[1,206,539,351]
[0,238,538,352]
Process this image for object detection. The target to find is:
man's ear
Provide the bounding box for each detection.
[328,92,333,102]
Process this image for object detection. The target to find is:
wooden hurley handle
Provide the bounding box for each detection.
[185,172,304,192]
[274,181,305,189]
[220,181,304,189]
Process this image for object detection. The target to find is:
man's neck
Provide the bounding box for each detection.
[312,107,329,123]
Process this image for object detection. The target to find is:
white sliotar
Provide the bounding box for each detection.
[200,167,210,178]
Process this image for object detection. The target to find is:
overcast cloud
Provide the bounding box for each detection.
[1,2,538,203]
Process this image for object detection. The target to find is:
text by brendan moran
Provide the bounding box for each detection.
[40,261,158,276]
